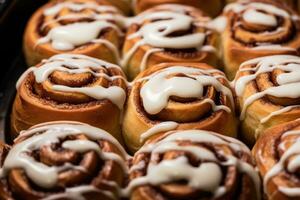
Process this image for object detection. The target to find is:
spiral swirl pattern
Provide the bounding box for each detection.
[11,54,127,141]
[233,55,300,145]
[0,121,129,200]
[127,130,261,200]
[24,0,126,65]
[122,62,237,152]
[222,0,300,79]
[253,119,300,200]
[122,4,219,80]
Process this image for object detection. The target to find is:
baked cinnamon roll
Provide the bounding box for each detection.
[122,62,237,152]
[221,0,300,80]
[253,119,300,200]
[0,121,129,200]
[233,55,300,146]
[122,4,220,80]
[11,54,128,142]
[127,129,261,200]
[24,0,126,66]
[132,0,225,17]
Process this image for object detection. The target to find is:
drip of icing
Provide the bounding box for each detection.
[205,16,227,33]
[140,121,178,143]
[44,2,119,16]
[0,122,129,189]
[224,1,298,50]
[137,66,233,115]
[139,48,163,72]
[52,85,125,109]
[263,130,300,197]
[129,11,205,49]
[125,130,260,198]
[37,1,126,52]
[233,55,300,121]
[260,105,299,123]
[16,54,127,109]
[225,2,290,18]
[242,9,277,26]
[37,21,120,51]
[42,185,115,200]
[147,157,223,192]
[122,5,215,71]
[250,45,296,51]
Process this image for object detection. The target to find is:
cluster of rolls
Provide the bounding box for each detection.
[4,0,300,199]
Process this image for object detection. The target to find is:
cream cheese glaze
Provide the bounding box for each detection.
[126,130,261,198]
[0,122,130,199]
[36,1,126,63]
[136,66,234,115]
[121,4,217,71]
[233,55,300,123]
[35,2,222,71]
[16,54,127,109]
[224,1,299,51]
[263,128,300,197]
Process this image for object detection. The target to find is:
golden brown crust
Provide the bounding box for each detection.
[0,121,126,200]
[10,57,127,142]
[133,0,225,17]
[23,0,124,66]
[97,0,132,15]
[234,55,300,146]
[122,62,237,153]
[222,0,300,80]
[253,119,300,200]
[123,5,220,80]
[129,131,259,200]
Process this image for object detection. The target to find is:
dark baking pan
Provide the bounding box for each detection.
[0,0,47,143]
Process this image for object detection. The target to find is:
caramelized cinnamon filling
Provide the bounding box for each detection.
[4,137,115,198]
[230,7,296,46]
[135,72,229,123]
[131,141,251,199]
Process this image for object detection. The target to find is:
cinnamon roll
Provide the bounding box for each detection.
[253,119,300,200]
[122,4,220,80]
[132,0,225,17]
[221,0,300,80]
[23,0,126,66]
[122,62,237,153]
[126,129,261,200]
[233,55,300,146]
[0,121,129,200]
[11,54,127,142]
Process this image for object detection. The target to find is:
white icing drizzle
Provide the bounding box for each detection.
[139,48,163,72]
[242,9,277,27]
[36,1,126,60]
[224,1,298,50]
[205,16,227,33]
[139,121,178,143]
[263,130,300,197]
[16,54,127,110]
[44,2,119,16]
[260,105,300,123]
[233,55,300,121]
[121,4,216,71]
[225,2,290,18]
[250,45,296,52]
[135,66,233,115]
[0,122,129,191]
[125,130,261,198]
[42,185,115,200]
